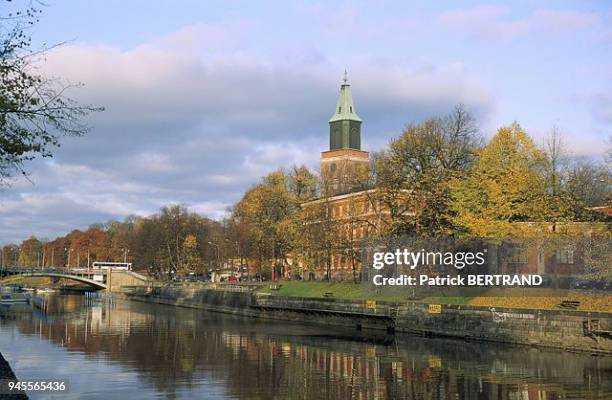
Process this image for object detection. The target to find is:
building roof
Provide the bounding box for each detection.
[329,71,362,123]
[590,205,612,216]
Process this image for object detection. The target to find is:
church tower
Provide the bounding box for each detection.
[320,72,369,196]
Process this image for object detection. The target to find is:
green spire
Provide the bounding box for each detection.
[329,71,362,123]
[328,71,363,150]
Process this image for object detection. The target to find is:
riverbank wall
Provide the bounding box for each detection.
[0,352,28,399]
[125,286,612,355]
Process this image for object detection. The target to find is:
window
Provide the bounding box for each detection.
[508,244,528,264]
[338,106,342,113]
[556,246,575,264]
[350,106,353,112]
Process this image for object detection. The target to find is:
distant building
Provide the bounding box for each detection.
[590,206,612,217]
[297,75,610,282]
[300,74,385,280]
[320,72,370,197]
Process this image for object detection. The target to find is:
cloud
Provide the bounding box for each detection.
[437,6,600,40]
[590,93,612,126]
[0,20,494,243]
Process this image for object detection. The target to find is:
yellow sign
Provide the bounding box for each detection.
[428,304,442,314]
[366,300,376,309]
[429,355,442,368]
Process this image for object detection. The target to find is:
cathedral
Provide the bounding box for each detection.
[320,72,370,197]
[300,74,382,281]
[297,74,608,282]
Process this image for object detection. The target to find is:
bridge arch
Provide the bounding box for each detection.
[5,272,107,290]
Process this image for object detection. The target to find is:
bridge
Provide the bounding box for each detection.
[0,267,149,291]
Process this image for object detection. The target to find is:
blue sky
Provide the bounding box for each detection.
[1,0,611,243]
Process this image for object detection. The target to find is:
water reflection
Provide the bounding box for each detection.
[0,295,609,399]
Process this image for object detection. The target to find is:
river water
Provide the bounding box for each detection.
[0,294,609,399]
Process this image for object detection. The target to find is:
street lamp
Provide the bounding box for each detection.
[65,247,75,269]
[122,248,130,263]
[235,241,241,271]
[224,238,241,271]
[13,246,18,267]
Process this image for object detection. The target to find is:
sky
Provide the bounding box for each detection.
[1,0,611,244]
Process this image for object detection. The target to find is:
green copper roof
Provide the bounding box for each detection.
[329,72,362,123]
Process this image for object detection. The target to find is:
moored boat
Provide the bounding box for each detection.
[0,292,30,303]
[36,288,56,294]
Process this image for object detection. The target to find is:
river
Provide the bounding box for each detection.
[0,294,609,399]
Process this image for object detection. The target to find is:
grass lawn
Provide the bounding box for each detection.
[256,281,472,303]
[257,281,367,300]
[255,281,611,312]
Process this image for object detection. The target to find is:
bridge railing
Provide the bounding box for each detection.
[2,266,108,274]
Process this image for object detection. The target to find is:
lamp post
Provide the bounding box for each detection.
[66,247,74,269]
[122,248,130,263]
[234,240,241,272]
[13,246,18,267]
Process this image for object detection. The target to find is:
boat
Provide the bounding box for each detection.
[36,288,56,294]
[0,292,30,303]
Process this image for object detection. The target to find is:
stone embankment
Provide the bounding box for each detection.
[125,285,612,355]
[0,352,28,399]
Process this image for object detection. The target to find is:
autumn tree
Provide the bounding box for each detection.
[286,165,318,202]
[566,161,610,209]
[230,166,317,279]
[372,105,481,236]
[450,122,579,236]
[543,126,567,198]
[540,127,609,220]
[182,234,203,274]
[18,235,42,266]
[1,244,19,266]
[130,217,165,274]
[148,205,220,275]
[0,2,102,183]
[2,205,223,277]
[234,172,293,278]
[300,191,343,280]
[67,227,111,268]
